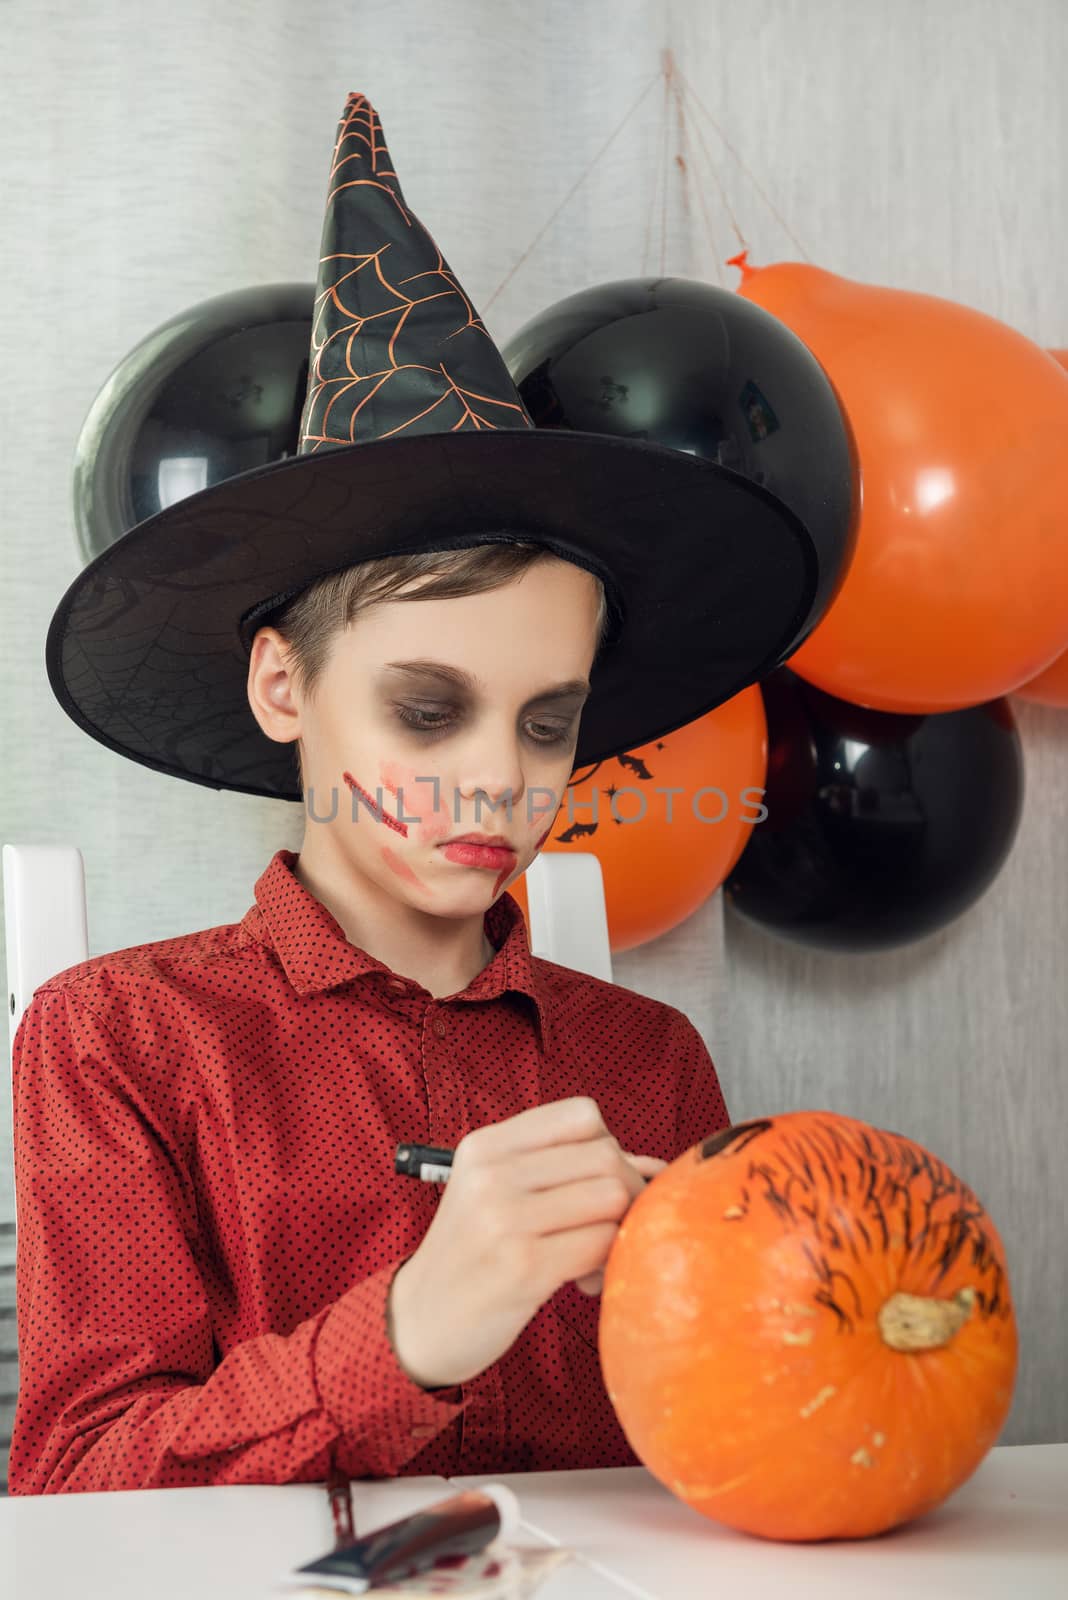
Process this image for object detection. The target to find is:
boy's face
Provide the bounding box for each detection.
[249,557,599,917]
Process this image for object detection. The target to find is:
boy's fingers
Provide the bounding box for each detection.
[572,1157,667,1295]
[621,1152,669,1178]
[480,1096,608,1157]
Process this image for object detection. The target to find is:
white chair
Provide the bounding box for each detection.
[3,845,90,1060]
[523,850,613,981]
[3,843,612,1063]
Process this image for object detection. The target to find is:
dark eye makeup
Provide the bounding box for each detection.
[394,704,575,745]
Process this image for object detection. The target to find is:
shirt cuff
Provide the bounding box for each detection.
[314,1260,467,1468]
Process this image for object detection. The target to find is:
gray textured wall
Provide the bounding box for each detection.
[2,0,1065,1491]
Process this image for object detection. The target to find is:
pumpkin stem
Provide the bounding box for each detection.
[878,1287,976,1352]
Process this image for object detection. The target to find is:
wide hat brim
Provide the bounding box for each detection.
[46,426,818,802]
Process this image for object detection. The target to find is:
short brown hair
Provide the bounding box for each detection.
[267,542,609,793]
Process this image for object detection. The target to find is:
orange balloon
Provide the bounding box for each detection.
[734,260,1068,712]
[1014,350,1068,706]
[510,689,767,953]
[1013,648,1068,706]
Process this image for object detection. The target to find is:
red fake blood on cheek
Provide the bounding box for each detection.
[382,844,427,890]
[380,760,452,844]
[342,771,409,838]
[492,824,553,897]
[344,771,427,890]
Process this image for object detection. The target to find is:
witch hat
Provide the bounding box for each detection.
[46,92,820,802]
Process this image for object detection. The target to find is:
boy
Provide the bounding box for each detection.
[10,536,728,1494]
[12,93,818,1494]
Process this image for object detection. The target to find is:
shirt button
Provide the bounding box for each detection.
[432,1016,448,1038]
[387,978,408,992]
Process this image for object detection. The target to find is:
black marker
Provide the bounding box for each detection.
[395,1142,456,1183]
[394,1141,653,1186]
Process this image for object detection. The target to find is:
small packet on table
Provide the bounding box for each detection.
[286,1543,575,1598]
[276,1483,575,1597]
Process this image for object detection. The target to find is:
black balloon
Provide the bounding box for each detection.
[502,275,860,658]
[73,284,314,562]
[724,669,1025,951]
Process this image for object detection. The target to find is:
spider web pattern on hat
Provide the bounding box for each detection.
[299,93,534,451]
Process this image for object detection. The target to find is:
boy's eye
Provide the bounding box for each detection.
[396,704,453,732]
[394,705,574,745]
[527,721,575,746]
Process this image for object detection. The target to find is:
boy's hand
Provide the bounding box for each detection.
[573,1152,669,1295]
[387,1098,668,1389]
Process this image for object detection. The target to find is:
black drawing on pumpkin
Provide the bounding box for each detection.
[699,1119,773,1162]
[690,1116,1010,1335]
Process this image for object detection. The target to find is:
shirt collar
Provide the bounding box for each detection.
[242,849,555,1051]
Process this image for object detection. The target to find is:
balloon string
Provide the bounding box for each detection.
[670,62,812,263]
[481,46,811,317]
[657,0,674,279]
[659,59,671,275]
[481,68,663,315]
[668,55,719,284]
[642,53,671,277]
[662,49,728,285]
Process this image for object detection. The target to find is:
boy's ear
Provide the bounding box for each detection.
[246,627,303,748]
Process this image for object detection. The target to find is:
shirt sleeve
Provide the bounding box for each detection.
[8,988,466,1495]
[669,1009,731,1156]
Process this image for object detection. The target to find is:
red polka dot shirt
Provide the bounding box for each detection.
[9,847,729,1494]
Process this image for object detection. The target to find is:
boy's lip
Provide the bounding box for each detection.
[443,832,515,848]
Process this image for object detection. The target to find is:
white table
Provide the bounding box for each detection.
[449,1444,1068,1598]
[1,1445,1065,1599]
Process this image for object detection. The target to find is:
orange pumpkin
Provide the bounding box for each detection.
[599,1111,1018,1542]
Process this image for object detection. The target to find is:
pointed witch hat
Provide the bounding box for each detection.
[46,92,821,802]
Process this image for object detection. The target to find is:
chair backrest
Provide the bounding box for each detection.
[3,844,90,1237]
[3,843,612,1063]
[524,850,613,980]
[4,844,89,1060]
